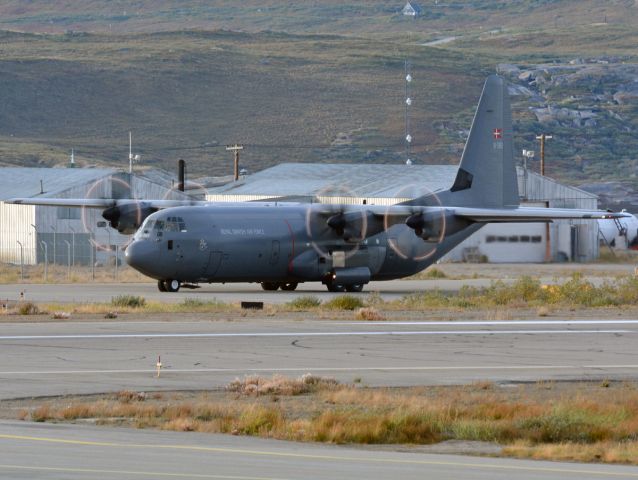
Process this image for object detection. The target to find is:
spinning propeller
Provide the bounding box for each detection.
[304,185,368,260]
[383,184,447,262]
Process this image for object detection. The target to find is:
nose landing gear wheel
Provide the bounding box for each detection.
[157,280,167,292]
[345,284,364,292]
[261,282,279,291]
[165,279,181,292]
[281,282,298,291]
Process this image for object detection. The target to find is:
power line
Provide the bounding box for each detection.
[162,142,459,152]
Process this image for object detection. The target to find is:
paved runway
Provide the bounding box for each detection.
[3,280,638,478]
[1,318,637,399]
[0,277,608,304]
[1,421,636,480]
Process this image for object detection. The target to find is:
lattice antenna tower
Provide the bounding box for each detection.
[404,60,413,165]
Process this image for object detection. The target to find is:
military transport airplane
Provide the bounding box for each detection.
[8,75,628,293]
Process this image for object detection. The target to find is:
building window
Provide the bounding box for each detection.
[486,236,496,243]
[520,235,531,242]
[57,207,80,220]
[531,236,542,243]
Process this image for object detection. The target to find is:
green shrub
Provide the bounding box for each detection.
[400,291,450,309]
[422,267,447,279]
[111,295,146,308]
[518,409,614,444]
[18,302,40,315]
[286,296,321,310]
[323,295,364,310]
[180,298,206,308]
[178,298,227,310]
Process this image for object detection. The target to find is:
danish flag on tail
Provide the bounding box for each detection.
[493,128,502,139]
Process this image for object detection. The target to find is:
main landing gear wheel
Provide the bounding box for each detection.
[157,280,167,292]
[165,279,181,292]
[280,282,298,291]
[325,280,346,293]
[261,282,279,291]
[345,284,364,293]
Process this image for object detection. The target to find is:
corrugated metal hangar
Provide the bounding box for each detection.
[0,167,186,266]
[207,163,601,263]
[0,162,605,268]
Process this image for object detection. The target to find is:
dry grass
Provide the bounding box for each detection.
[3,274,638,320]
[504,441,638,464]
[397,275,638,311]
[0,263,149,284]
[323,295,364,311]
[227,373,339,396]
[19,378,638,465]
[285,296,322,310]
[354,307,385,321]
[16,302,40,315]
[0,298,236,317]
[537,306,551,317]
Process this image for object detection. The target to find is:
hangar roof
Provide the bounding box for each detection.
[208,163,597,203]
[208,163,459,199]
[0,167,116,200]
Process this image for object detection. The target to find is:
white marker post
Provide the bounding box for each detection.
[156,355,162,378]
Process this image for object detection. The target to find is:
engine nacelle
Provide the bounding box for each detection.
[102,202,157,234]
[406,211,471,241]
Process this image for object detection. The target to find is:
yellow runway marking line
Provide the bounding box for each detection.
[0,464,286,479]
[0,433,637,477]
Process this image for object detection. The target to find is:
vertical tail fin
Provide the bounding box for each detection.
[441,75,519,208]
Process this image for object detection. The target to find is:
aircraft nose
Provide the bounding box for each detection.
[125,240,159,277]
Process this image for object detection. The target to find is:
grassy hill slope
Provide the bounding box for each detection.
[0,30,487,175]
[0,1,637,192]
[0,0,636,37]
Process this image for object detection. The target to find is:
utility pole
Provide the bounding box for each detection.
[536,134,553,263]
[226,144,244,181]
[536,133,553,176]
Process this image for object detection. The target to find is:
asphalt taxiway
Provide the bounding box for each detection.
[0,277,614,304]
[1,318,637,399]
[1,421,637,480]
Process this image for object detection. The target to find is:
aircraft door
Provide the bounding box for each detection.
[205,251,223,277]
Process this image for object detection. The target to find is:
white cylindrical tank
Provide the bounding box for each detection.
[598,213,638,247]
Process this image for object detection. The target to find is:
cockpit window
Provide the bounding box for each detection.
[137,219,155,239]
[165,216,187,232]
[154,220,165,231]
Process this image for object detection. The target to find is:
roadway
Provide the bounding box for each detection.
[1,421,637,480]
[1,318,637,399]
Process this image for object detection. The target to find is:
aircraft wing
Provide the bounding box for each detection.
[5,198,207,208]
[310,204,630,239]
[452,206,630,222]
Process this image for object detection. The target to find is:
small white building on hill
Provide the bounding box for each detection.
[402,2,422,17]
